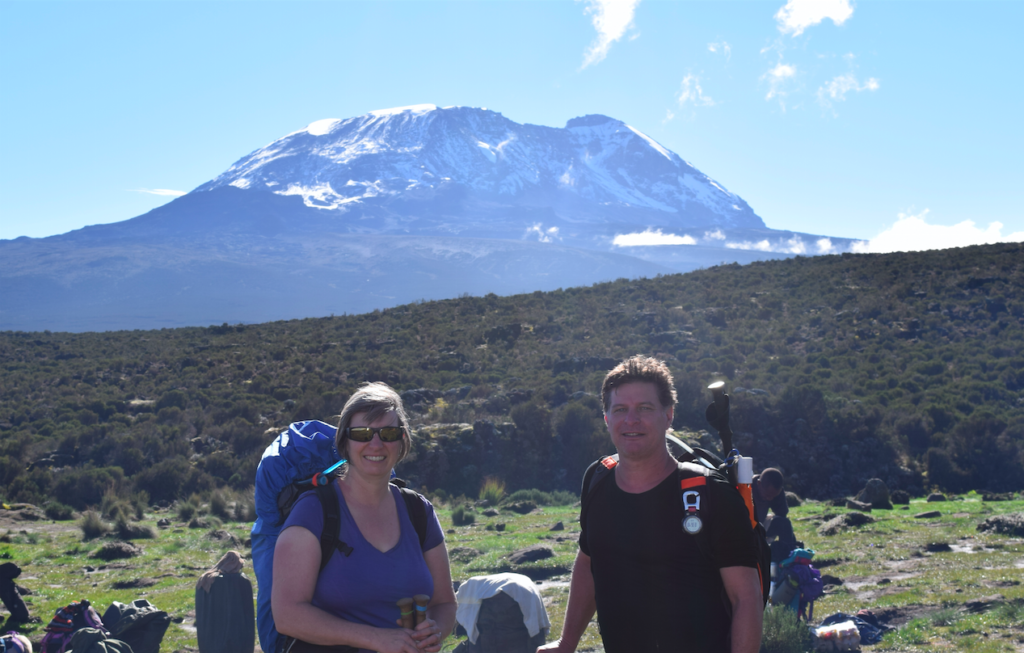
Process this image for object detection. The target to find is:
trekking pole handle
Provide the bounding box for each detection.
[413,594,430,626]
[397,598,415,629]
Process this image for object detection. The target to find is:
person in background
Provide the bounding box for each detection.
[539,356,762,653]
[752,468,798,564]
[272,383,457,653]
[195,550,255,653]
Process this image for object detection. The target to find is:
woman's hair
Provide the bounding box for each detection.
[335,382,412,464]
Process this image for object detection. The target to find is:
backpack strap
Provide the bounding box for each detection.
[397,486,429,550]
[580,455,618,528]
[315,484,353,573]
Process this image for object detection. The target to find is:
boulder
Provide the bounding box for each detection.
[927,493,947,502]
[93,541,142,560]
[856,479,893,509]
[785,492,802,507]
[505,501,537,515]
[914,510,942,519]
[508,544,553,565]
[976,512,1024,537]
[483,509,499,517]
[846,500,873,512]
[550,521,564,531]
[818,512,874,536]
[890,490,910,505]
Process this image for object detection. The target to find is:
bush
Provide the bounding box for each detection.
[505,489,551,505]
[100,489,131,522]
[177,501,197,522]
[549,490,577,506]
[760,606,813,653]
[79,511,110,540]
[115,516,156,540]
[451,504,476,526]
[479,477,506,505]
[233,497,256,522]
[44,501,75,520]
[210,490,230,520]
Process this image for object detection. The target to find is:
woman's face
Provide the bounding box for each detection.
[345,410,404,478]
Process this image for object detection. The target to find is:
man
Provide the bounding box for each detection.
[752,468,797,564]
[539,356,763,653]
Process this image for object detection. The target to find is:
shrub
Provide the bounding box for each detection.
[479,477,506,505]
[760,606,813,653]
[100,489,131,522]
[44,501,75,520]
[177,501,197,522]
[79,511,110,540]
[233,497,256,522]
[115,516,156,540]
[505,489,551,505]
[451,504,476,526]
[210,490,230,520]
[549,490,577,506]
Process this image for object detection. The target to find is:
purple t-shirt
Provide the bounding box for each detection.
[283,484,445,630]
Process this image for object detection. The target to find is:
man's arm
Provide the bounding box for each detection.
[770,490,789,519]
[720,566,763,653]
[536,549,596,653]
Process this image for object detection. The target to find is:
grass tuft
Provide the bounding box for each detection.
[451,504,476,526]
[479,477,506,505]
[79,510,110,540]
[760,606,813,653]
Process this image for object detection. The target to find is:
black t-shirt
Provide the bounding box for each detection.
[579,468,758,653]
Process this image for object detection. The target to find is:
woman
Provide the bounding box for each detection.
[272,383,456,653]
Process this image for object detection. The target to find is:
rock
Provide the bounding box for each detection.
[976,512,1024,537]
[925,542,952,552]
[112,577,158,589]
[207,529,241,546]
[550,521,564,531]
[495,523,506,532]
[157,518,171,528]
[846,499,873,512]
[890,490,910,505]
[508,544,554,565]
[448,547,483,562]
[818,512,874,536]
[506,501,537,515]
[914,510,942,519]
[963,595,1004,613]
[927,493,947,502]
[821,574,843,586]
[856,479,894,509]
[482,509,499,517]
[93,541,142,560]
[785,492,802,507]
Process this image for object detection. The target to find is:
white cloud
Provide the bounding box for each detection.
[708,41,731,61]
[775,0,854,37]
[613,229,696,247]
[580,0,641,69]
[726,239,773,252]
[817,73,879,107]
[525,224,560,243]
[851,210,1024,253]
[725,236,813,254]
[677,74,715,107]
[662,109,675,124]
[132,188,187,197]
[705,229,726,240]
[816,237,836,254]
[764,62,796,102]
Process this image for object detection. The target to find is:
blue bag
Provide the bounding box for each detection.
[251,420,341,653]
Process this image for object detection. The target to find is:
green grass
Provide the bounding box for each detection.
[5,495,1024,652]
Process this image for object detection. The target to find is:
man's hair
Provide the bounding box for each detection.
[601,355,677,411]
[760,467,784,490]
[335,382,412,463]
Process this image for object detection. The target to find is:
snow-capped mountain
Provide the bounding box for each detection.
[194,105,765,243]
[0,105,856,332]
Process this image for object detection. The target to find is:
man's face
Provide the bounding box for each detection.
[604,381,673,460]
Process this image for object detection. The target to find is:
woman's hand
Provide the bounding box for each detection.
[411,617,444,652]
[374,626,423,653]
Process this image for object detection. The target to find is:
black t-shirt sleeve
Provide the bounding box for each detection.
[707,477,760,569]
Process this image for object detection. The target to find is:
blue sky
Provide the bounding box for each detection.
[2,0,1022,252]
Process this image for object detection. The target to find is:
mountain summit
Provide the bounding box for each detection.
[1,106,855,332]
[194,105,765,243]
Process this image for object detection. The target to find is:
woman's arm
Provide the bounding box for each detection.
[411,542,457,652]
[272,525,421,653]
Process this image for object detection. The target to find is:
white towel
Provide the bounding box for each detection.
[455,573,551,644]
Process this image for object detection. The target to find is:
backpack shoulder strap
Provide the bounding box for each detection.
[580,454,618,528]
[396,485,429,550]
[315,483,353,573]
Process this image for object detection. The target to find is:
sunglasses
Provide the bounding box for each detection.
[344,426,405,443]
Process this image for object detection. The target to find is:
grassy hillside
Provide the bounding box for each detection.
[1,242,1022,509]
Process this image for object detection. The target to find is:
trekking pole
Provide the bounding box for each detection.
[397,598,415,629]
[413,595,430,626]
[705,381,736,484]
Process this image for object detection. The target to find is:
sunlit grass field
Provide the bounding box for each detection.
[2,492,1022,652]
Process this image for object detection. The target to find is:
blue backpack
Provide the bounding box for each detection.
[252,421,428,653]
